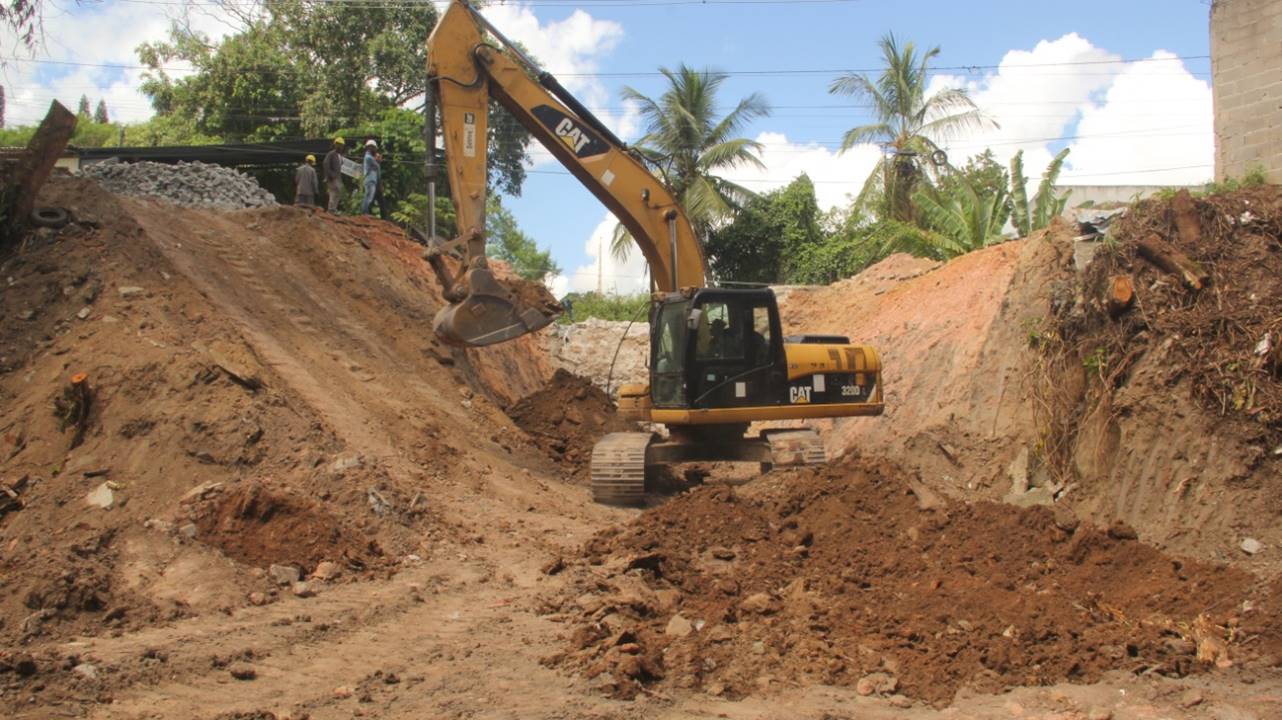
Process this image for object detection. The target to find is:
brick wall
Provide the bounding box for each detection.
[1212,0,1282,182]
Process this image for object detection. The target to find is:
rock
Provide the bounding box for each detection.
[709,546,736,560]
[228,663,257,680]
[887,695,913,708]
[269,564,301,586]
[1240,538,1263,555]
[291,581,315,598]
[179,480,224,504]
[1180,688,1204,708]
[1005,486,1054,508]
[247,592,268,606]
[178,523,198,539]
[85,482,115,509]
[739,593,773,614]
[664,614,694,638]
[330,455,363,474]
[117,286,145,299]
[1107,522,1139,541]
[72,663,97,680]
[1087,708,1113,720]
[311,561,341,581]
[76,307,92,320]
[13,653,37,676]
[18,309,35,321]
[1007,447,1030,494]
[333,686,354,699]
[855,672,898,696]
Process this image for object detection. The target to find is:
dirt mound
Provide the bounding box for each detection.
[0,175,558,653]
[188,481,380,572]
[506,368,633,478]
[552,458,1273,704]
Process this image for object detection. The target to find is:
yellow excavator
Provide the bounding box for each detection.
[425,0,883,504]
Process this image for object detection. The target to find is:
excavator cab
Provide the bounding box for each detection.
[651,289,787,410]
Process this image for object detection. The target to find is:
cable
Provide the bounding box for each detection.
[1,52,1211,78]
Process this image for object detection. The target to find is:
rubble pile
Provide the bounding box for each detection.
[550,457,1276,704]
[81,159,277,209]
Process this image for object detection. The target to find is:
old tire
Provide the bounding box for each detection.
[31,207,70,229]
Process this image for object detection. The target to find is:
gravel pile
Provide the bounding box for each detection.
[81,159,277,209]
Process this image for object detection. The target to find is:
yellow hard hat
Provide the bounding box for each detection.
[305,154,316,164]
[334,136,345,146]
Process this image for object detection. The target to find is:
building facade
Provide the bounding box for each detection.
[1211,0,1282,182]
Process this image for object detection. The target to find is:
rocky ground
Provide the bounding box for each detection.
[0,173,1278,719]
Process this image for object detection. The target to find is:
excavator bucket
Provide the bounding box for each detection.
[432,267,561,347]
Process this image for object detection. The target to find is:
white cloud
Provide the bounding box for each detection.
[2,4,237,127]
[1062,50,1213,185]
[547,211,650,296]
[927,34,1212,186]
[726,131,883,211]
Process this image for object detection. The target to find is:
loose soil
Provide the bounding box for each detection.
[507,368,634,479]
[554,457,1277,705]
[0,175,1279,720]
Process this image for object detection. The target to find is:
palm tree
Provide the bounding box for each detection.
[611,65,770,261]
[830,33,994,223]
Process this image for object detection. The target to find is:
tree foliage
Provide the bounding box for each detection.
[136,0,529,195]
[830,33,993,223]
[705,174,821,284]
[76,94,91,118]
[486,197,560,282]
[1009,148,1071,236]
[93,100,109,125]
[613,64,769,258]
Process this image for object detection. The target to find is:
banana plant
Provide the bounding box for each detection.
[911,176,1011,257]
[1009,148,1071,237]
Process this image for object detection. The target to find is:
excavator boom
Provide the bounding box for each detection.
[425,0,706,346]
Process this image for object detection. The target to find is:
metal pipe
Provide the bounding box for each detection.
[425,72,438,240]
[666,210,678,289]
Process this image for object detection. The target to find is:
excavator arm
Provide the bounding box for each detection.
[426,0,707,346]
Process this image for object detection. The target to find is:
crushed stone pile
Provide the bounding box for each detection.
[80,159,277,209]
[506,368,633,479]
[548,458,1277,705]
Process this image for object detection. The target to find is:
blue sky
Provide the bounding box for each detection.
[2,1,1217,293]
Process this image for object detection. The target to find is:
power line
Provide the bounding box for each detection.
[2,52,1211,78]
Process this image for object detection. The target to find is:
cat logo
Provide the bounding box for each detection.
[789,386,812,404]
[555,118,591,154]
[531,105,608,158]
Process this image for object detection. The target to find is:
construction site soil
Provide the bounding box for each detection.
[553,457,1277,704]
[0,175,1279,719]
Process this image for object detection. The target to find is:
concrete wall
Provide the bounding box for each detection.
[1054,185,1192,211]
[1211,0,1282,182]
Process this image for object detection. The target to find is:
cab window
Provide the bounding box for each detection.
[694,301,742,361]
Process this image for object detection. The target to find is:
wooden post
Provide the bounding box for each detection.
[1107,275,1135,318]
[10,101,77,227]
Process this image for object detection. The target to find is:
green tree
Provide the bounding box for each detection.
[486,197,559,282]
[93,99,109,125]
[937,149,1008,200]
[76,94,91,118]
[912,178,1010,256]
[1009,148,1071,237]
[612,64,769,259]
[705,174,822,284]
[137,0,530,195]
[830,33,992,223]
[0,86,6,128]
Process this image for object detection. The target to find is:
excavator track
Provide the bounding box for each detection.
[764,428,827,466]
[590,432,652,506]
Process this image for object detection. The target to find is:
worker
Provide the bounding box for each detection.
[323,137,346,212]
[294,154,319,207]
[360,139,381,215]
[372,151,390,219]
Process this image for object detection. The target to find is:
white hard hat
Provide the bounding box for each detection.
[365,139,378,148]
